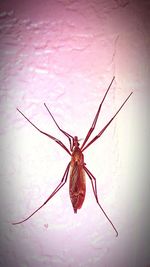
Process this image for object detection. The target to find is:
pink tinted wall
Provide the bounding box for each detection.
[0,0,149,267]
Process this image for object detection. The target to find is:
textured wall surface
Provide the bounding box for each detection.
[0,0,149,267]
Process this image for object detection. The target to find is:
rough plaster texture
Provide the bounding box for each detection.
[0,0,149,267]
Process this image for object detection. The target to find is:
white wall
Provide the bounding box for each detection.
[0,0,149,266]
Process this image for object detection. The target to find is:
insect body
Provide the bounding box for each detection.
[12,77,133,237]
[70,142,86,213]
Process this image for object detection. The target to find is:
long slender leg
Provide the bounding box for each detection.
[17,108,71,155]
[81,77,115,150]
[84,165,118,237]
[82,91,133,152]
[44,103,74,151]
[12,162,71,225]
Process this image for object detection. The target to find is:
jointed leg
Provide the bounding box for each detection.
[12,162,71,225]
[84,165,118,237]
[81,77,115,151]
[17,108,71,155]
[82,91,133,151]
[44,103,74,151]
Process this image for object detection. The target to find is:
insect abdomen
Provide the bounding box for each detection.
[69,162,86,213]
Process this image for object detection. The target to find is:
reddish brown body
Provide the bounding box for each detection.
[69,147,86,213]
[12,77,133,237]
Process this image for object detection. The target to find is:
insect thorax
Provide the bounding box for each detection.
[71,147,84,166]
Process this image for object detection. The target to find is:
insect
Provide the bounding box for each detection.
[12,77,133,237]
